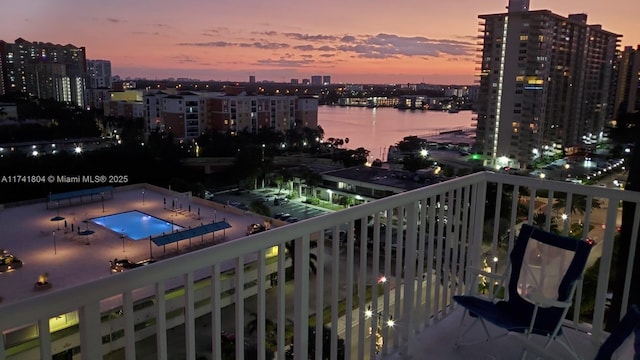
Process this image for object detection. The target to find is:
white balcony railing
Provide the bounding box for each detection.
[0,172,638,359]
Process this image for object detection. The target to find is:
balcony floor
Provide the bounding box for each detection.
[385,307,635,360]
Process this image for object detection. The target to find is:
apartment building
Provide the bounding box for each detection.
[143,89,318,140]
[0,38,87,107]
[475,0,619,168]
[614,45,640,116]
[86,59,112,89]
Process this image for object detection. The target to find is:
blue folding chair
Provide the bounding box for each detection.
[508,304,640,359]
[594,304,640,360]
[453,224,593,358]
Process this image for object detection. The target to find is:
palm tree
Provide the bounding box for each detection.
[301,168,322,199]
[285,325,345,360]
[284,240,317,281]
[245,312,290,353]
[552,193,602,216]
[532,211,559,234]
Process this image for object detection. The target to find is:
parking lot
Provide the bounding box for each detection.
[207,187,331,223]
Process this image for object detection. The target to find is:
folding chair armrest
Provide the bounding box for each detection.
[528,292,572,309]
[465,266,505,299]
[466,266,504,281]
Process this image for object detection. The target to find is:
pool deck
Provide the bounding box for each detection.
[0,184,270,307]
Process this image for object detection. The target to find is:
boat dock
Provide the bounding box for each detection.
[418,127,475,145]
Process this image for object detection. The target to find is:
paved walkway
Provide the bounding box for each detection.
[0,184,269,307]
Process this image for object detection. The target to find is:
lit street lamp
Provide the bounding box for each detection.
[142,190,145,205]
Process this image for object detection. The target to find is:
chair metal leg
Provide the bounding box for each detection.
[454,310,503,348]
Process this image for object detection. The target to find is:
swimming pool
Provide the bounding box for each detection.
[91,211,182,240]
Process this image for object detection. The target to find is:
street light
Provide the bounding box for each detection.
[52,231,57,254]
[101,192,105,213]
[142,190,145,205]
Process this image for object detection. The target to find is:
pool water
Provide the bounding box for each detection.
[91,211,182,240]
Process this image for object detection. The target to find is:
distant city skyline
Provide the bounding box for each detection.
[2,0,639,84]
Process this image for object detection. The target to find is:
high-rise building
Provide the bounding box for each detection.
[0,38,87,107]
[322,75,331,85]
[87,59,112,89]
[614,46,640,116]
[475,0,619,168]
[311,75,322,86]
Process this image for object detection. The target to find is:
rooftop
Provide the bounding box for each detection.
[0,173,637,359]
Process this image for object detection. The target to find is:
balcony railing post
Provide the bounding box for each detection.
[293,234,310,360]
[257,249,267,360]
[123,290,136,359]
[592,202,622,341]
[469,179,487,280]
[235,257,245,360]
[155,281,168,360]
[38,317,52,360]
[184,272,196,359]
[79,301,102,360]
[211,264,221,360]
[400,200,419,355]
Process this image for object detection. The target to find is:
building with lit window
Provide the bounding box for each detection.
[202,93,317,134]
[614,45,640,116]
[474,0,619,168]
[143,90,318,139]
[86,59,112,89]
[0,38,87,107]
[311,75,322,86]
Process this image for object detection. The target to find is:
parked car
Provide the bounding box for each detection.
[246,223,266,235]
[110,258,155,273]
[274,213,291,220]
[274,197,289,205]
[285,217,299,223]
[278,214,292,221]
[230,202,249,210]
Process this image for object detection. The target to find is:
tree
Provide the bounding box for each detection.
[532,211,559,234]
[338,147,369,167]
[285,325,345,360]
[552,193,602,216]
[249,200,270,217]
[396,135,427,153]
[284,240,317,281]
[245,312,292,354]
[301,168,322,198]
[402,155,433,172]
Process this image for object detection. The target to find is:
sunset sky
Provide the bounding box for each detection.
[2,0,639,85]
